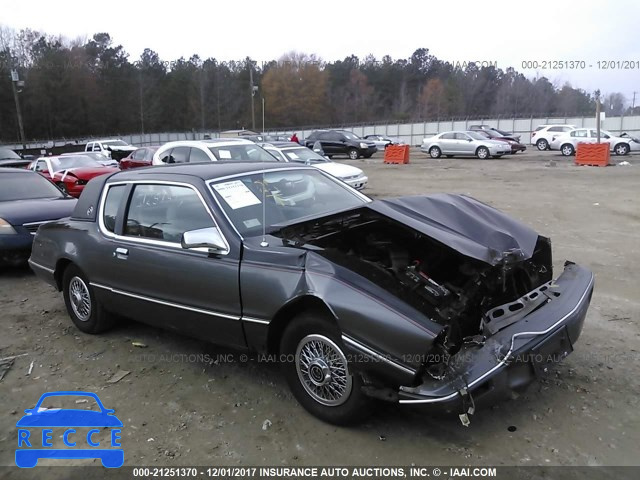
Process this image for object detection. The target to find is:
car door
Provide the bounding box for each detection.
[97,181,245,348]
[455,132,476,154]
[437,133,456,154]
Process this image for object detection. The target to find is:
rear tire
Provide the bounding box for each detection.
[280,313,373,425]
[62,265,115,334]
[429,146,442,158]
[561,144,575,156]
[536,139,549,150]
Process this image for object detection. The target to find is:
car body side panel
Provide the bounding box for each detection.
[240,237,442,382]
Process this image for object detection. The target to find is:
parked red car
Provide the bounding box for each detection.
[119,146,158,169]
[476,130,527,154]
[27,155,119,198]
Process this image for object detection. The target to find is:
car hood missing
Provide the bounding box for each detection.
[368,194,539,265]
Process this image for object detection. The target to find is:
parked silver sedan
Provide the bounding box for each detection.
[421,131,511,159]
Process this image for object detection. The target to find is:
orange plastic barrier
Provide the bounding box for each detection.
[575,142,610,167]
[384,144,410,164]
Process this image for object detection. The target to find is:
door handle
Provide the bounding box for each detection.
[114,247,129,258]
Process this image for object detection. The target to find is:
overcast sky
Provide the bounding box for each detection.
[3,0,639,105]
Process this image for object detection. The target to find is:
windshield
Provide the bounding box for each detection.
[207,144,277,162]
[50,155,102,172]
[281,148,328,164]
[0,173,65,201]
[0,148,21,160]
[210,169,367,237]
[102,140,129,147]
[467,131,486,140]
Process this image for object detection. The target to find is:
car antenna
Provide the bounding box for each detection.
[260,148,268,247]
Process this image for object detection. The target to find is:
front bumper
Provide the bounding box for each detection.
[343,175,369,190]
[0,230,35,266]
[398,262,594,409]
[358,147,378,157]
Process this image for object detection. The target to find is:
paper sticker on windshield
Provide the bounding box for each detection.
[218,150,232,159]
[243,218,261,228]
[286,152,299,160]
[212,181,261,210]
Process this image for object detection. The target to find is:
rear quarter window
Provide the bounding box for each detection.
[103,185,126,233]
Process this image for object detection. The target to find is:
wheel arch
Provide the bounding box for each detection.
[266,295,339,355]
[54,257,75,291]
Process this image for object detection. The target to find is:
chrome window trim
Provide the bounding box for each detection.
[205,166,371,241]
[97,179,230,255]
[342,334,416,376]
[90,282,240,320]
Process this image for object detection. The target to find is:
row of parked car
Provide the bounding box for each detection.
[532,124,640,155]
[0,133,374,266]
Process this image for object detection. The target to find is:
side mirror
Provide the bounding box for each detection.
[181,227,228,254]
[603,134,610,139]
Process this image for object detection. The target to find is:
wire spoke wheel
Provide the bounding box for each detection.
[295,334,352,406]
[69,276,91,321]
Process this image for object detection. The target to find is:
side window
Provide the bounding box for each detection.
[102,185,126,233]
[575,130,588,138]
[548,126,562,132]
[159,148,173,163]
[171,146,190,163]
[454,133,470,140]
[86,143,93,152]
[318,132,332,141]
[93,143,103,152]
[189,147,211,164]
[132,149,144,160]
[124,184,215,244]
[440,133,455,140]
[35,160,48,172]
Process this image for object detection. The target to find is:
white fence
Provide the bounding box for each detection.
[3,115,640,151]
[271,115,640,146]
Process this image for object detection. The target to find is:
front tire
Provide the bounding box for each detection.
[280,313,373,425]
[536,139,549,150]
[561,144,575,156]
[348,148,359,160]
[476,146,490,159]
[62,265,115,334]
[614,143,630,156]
[429,146,442,158]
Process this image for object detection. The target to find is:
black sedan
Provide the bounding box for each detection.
[0,168,77,267]
[29,163,593,425]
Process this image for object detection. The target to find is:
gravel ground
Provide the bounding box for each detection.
[1,148,639,474]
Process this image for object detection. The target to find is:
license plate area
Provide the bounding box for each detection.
[529,326,573,376]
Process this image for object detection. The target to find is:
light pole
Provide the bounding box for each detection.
[10,70,26,151]
[249,67,258,131]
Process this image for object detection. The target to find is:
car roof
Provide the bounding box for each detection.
[108,161,311,182]
[260,142,301,149]
[159,138,256,149]
[0,167,37,174]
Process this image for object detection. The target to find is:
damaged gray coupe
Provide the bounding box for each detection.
[29,163,594,425]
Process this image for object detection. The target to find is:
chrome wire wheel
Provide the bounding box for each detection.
[69,276,91,321]
[295,334,352,406]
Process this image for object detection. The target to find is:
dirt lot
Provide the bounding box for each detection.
[1,148,639,473]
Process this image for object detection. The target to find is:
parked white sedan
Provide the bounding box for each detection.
[261,142,368,190]
[421,131,510,159]
[550,128,640,156]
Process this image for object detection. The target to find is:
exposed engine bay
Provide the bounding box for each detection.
[276,209,553,354]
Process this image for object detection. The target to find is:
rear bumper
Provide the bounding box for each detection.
[398,262,594,408]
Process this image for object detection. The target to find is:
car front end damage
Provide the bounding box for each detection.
[398,261,593,425]
[273,194,594,423]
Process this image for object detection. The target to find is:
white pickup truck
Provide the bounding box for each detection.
[85,139,136,161]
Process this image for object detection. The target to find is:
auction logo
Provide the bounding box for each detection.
[15,391,123,468]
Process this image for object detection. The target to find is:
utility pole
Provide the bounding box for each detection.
[632,91,637,110]
[595,89,601,143]
[249,67,256,131]
[10,70,26,151]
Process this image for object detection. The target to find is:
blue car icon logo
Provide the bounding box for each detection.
[16,391,123,468]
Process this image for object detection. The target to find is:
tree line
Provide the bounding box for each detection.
[0,27,633,143]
